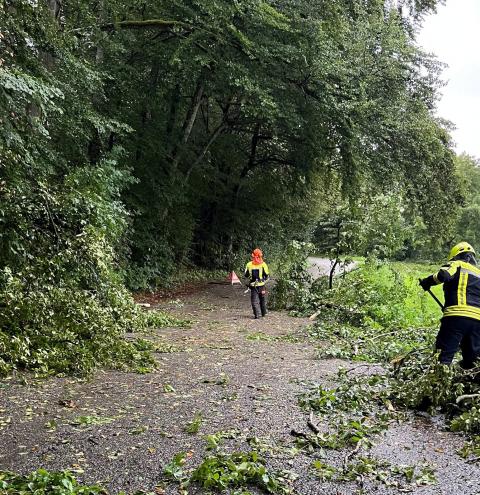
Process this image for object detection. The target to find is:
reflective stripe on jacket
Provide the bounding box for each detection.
[245,261,269,287]
[432,260,480,320]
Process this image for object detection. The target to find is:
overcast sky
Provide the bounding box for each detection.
[416,0,480,158]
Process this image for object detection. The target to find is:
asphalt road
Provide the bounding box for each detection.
[307,257,357,279]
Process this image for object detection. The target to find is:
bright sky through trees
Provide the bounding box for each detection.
[417,0,480,158]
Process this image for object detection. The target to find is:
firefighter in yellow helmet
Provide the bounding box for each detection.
[244,248,270,319]
[419,242,480,368]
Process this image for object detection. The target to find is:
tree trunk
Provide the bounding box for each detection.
[328,258,339,290]
[231,123,261,211]
[166,84,181,147]
[47,0,61,19]
[95,0,105,64]
[135,61,160,162]
[227,123,261,256]
[160,76,206,220]
[328,223,341,289]
[170,77,205,172]
[184,123,226,182]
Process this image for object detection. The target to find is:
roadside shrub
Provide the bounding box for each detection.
[0,162,187,377]
[0,266,159,376]
[269,241,314,311]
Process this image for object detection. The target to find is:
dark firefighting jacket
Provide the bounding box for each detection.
[429,260,480,320]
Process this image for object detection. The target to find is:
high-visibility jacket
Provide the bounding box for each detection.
[244,261,269,287]
[430,260,480,320]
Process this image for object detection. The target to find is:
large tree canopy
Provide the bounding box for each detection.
[76,0,455,283]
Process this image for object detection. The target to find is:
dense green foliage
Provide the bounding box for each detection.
[0,469,104,494]
[0,0,464,376]
[0,0,152,375]
[309,260,440,362]
[313,196,428,260]
[163,439,296,493]
[268,241,314,311]
[191,451,290,493]
[314,154,480,260]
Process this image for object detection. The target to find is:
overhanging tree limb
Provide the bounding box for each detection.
[101,19,186,31]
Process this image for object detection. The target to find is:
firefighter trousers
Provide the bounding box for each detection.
[436,316,480,368]
[250,286,267,318]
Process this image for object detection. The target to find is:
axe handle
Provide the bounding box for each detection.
[427,288,444,311]
[419,278,444,311]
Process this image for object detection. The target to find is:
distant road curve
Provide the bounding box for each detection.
[307,257,358,279]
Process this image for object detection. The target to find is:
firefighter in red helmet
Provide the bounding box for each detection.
[244,248,270,319]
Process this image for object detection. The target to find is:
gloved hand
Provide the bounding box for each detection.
[419,276,434,291]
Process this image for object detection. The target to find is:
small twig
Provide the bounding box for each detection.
[309,310,321,321]
[367,330,396,342]
[290,429,308,439]
[343,442,361,470]
[456,393,480,404]
[358,473,365,489]
[458,366,480,378]
[466,456,480,464]
[307,412,320,434]
[345,363,383,374]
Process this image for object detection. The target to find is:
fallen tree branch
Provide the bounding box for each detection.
[390,345,431,367]
[456,393,480,404]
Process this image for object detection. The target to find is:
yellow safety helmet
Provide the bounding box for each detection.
[448,242,476,261]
